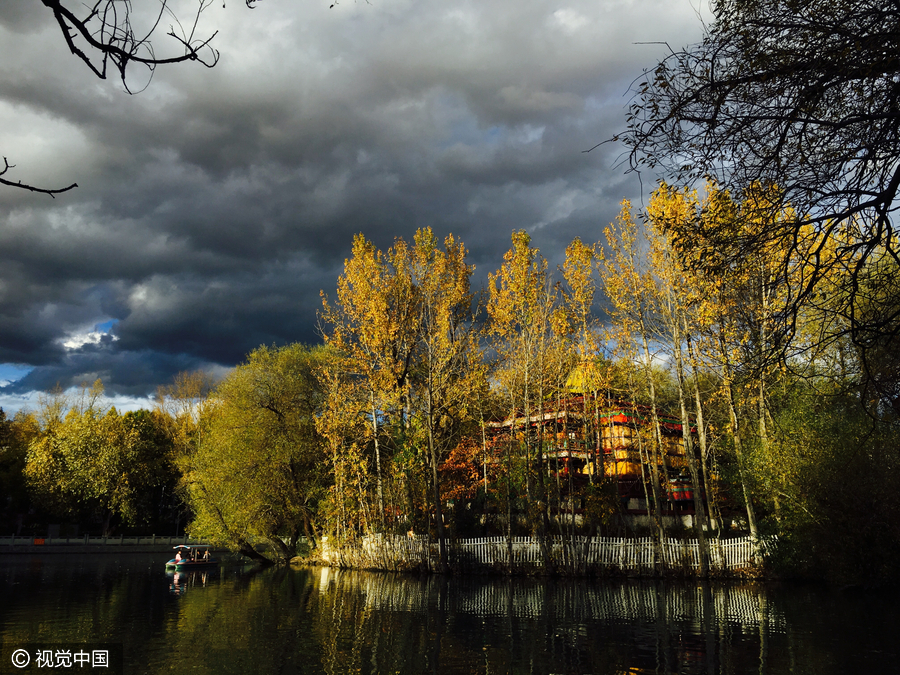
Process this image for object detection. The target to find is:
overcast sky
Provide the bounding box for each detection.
[0,0,708,414]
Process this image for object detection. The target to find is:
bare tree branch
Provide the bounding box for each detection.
[40,0,222,94]
[0,158,77,198]
[4,0,263,196]
[620,0,900,412]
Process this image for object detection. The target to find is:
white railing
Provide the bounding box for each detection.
[0,534,206,547]
[320,534,773,574]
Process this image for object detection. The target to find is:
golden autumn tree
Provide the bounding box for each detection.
[314,362,370,548]
[486,230,565,564]
[319,229,482,557]
[704,184,811,539]
[651,181,817,543]
[319,234,419,531]
[600,203,669,545]
[408,227,481,571]
[556,238,615,541]
[645,185,715,573]
[561,238,606,409]
[647,179,900,581]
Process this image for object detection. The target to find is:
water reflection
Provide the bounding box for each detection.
[167,568,218,595]
[1,554,898,675]
[314,570,779,675]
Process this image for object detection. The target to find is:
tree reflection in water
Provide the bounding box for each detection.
[1,554,898,674]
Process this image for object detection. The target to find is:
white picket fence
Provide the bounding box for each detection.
[320,534,771,575]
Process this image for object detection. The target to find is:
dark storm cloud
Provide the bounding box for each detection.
[0,0,708,406]
[3,346,221,398]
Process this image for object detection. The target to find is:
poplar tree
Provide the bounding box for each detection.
[623,0,900,405]
[409,228,479,572]
[646,186,714,573]
[600,204,669,545]
[487,231,562,567]
[320,234,418,530]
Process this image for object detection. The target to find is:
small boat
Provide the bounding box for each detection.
[165,544,218,570]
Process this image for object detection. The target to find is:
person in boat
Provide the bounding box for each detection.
[203,549,210,561]
[175,550,182,564]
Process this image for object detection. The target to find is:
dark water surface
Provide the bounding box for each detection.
[1,553,898,674]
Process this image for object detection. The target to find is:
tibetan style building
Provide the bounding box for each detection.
[486,394,706,519]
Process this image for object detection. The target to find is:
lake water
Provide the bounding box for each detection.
[0,552,898,674]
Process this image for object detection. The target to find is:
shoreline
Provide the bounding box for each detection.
[0,535,220,555]
[0,544,202,554]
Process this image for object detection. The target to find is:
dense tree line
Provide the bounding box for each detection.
[616,0,900,581]
[5,1,899,581]
[2,208,897,581]
[1,382,181,537]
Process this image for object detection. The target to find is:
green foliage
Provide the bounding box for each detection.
[11,220,896,583]
[753,375,900,583]
[0,409,40,533]
[24,383,176,534]
[175,344,330,563]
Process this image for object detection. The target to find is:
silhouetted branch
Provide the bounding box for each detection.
[0,158,78,198]
[41,0,223,93]
[6,1,263,197]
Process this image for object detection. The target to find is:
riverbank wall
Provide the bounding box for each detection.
[0,534,217,554]
[318,534,773,577]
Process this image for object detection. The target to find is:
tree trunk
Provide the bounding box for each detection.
[673,335,710,577]
[639,329,668,545]
[506,411,514,571]
[370,391,385,531]
[719,331,759,540]
[534,344,552,573]
[480,411,489,536]
[428,383,448,573]
[270,536,295,564]
[238,539,275,565]
[686,333,717,531]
